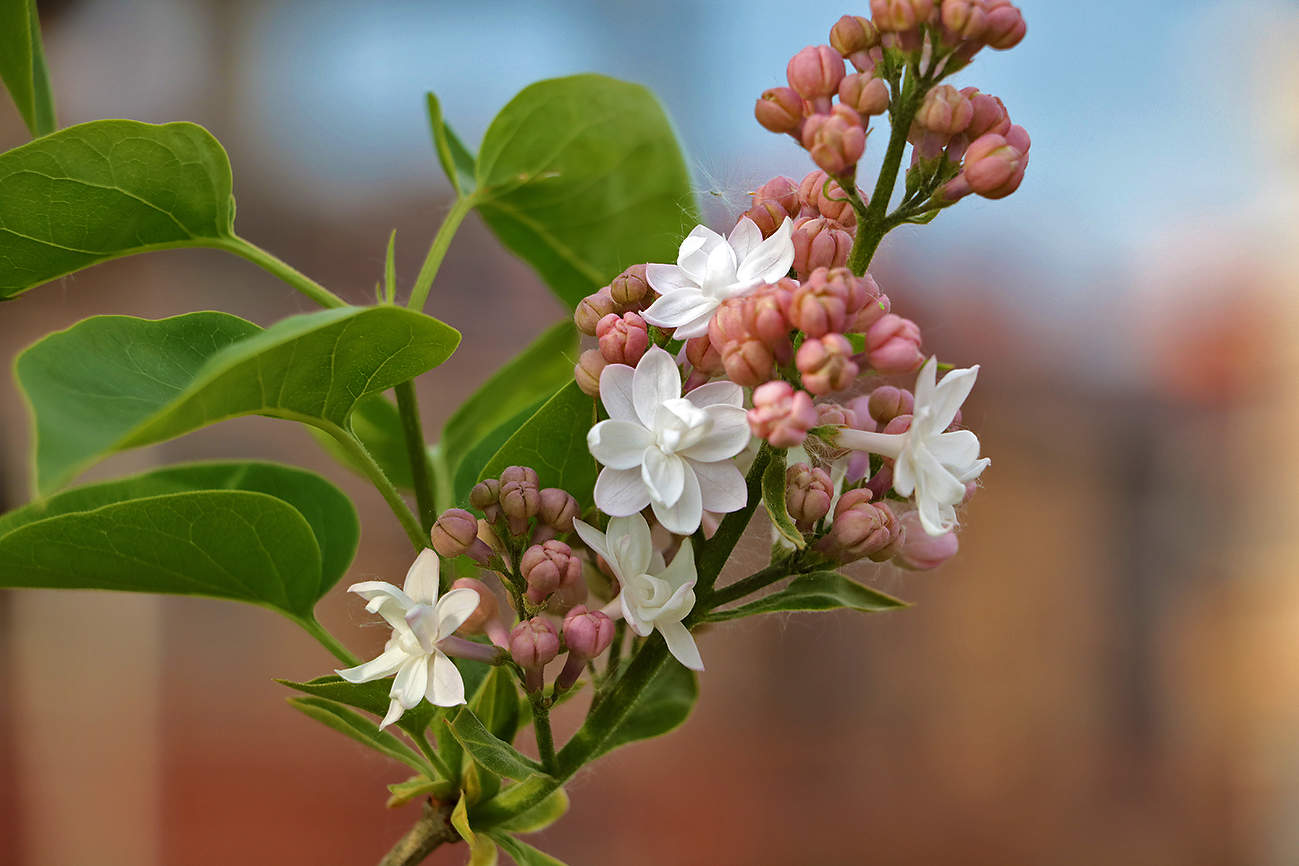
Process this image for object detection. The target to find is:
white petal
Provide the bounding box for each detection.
[687,459,747,514]
[594,466,652,516]
[405,605,441,653]
[917,495,957,537]
[642,290,718,331]
[679,405,750,462]
[642,447,686,506]
[402,549,440,606]
[434,587,481,640]
[599,363,638,422]
[684,380,743,408]
[699,241,740,295]
[657,619,704,671]
[620,592,653,637]
[650,467,703,535]
[667,308,719,341]
[336,644,409,684]
[608,514,654,578]
[657,536,697,591]
[391,655,429,710]
[379,698,405,730]
[349,581,415,631]
[426,650,467,707]
[676,225,725,280]
[658,583,697,622]
[632,347,682,428]
[734,217,794,284]
[893,452,917,497]
[928,429,980,471]
[646,262,699,295]
[573,519,612,567]
[928,364,978,433]
[588,419,653,469]
[956,456,990,483]
[727,216,763,262]
[912,357,939,414]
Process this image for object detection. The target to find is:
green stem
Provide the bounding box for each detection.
[216,236,349,309]
[322,423,426,550]
[414,731,455,781]
[529,694,557,773]
[847,73,928,276]
[407,194,477,313]
[706,562,793,611]
[393,381,438,534]
[694,444,772,599]
[299,616,360,667]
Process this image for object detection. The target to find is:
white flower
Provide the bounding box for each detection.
[335,549,480,728]
[641,216,795,339]
[835,357,989,536]
[589,346,749,535]
[573,513,703,671]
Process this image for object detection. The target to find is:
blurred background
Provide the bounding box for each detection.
[2,0,1298,863]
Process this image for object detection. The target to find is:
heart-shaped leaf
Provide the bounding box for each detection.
[474,382,597,507]
[706,571,907,622]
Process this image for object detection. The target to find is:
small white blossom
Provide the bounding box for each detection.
[573,513,703,671]
[835,357,989,536]
[641,216,795,339]
[335,550,479,728]
[589,346,749,535]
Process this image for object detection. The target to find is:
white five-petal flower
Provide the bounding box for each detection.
[335,550,480,728]
[573,513,704,671]
[834,357,989,536]
[641,216,796,339]
[589,346,750,535]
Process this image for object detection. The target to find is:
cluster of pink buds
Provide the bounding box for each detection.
[906,84,1030,202]
[467,466,579,551]
[509,605,615,694]
[573,264,660,396]
[741,172,866,276]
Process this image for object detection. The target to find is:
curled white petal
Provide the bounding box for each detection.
[426,650,467,707]
[588,419,654,469]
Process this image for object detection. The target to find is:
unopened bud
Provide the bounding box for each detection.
[915,84,973,136]
[788,266,866,337]
[574,349,608,397]
[748,381,819,448]
[509,617,560,692]
[470,479,502,524]
[797,171,859,227]
[791,216,853,278]
[520,540,582,606]
[574,287,617,336]
[538,487,579,534]
[796,333,859,395]
[596,312,650,366]
[555,606,614,690]
[962,129,1029,199]
[721,339,776,388]
[870,0,935,32]
[839,72,890,118]
[431,508,493,564]
[451,577,509,648]
[816,401,858,428]
[801,105,867,177]
[892,510,959,569]
[499,465,541,536]
[982,0,1026,49]
[609,264,651,308]
[755,86,805,136]
[786,44,846,107]
[866,385,916,426]
[940,0,988,41]
[786,462,834,530]
[830,15,881,69]
[850,289,891,332]
[816,489,900,562]
[865,314,924,373]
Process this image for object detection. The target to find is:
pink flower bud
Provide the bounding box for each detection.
[962,129,1029,199]
[940,0,988,41]
[786,463,834,531]
[748,381,819,448]
[815,401,858,428]
[839,72,891,118]
[892,510,959,569]
[791,216,853,278]
[450,577,509,648]
[469,479,502,524]
[870,0,935,32]
[786,45,846,105]
[850,290,891,332]
[801,105,867,177]
[755,86,806,136]
[865,314,924,373]
[683,335,721,377]
[962,88,1011,139]
[866,385,916,426]
[499,465,540,536]
[596,312,649,366]
[521,540,582,606]
[816,488,900,562]
[788,266,872,337]
[710,288,795,369]
[538,487,578,534]
[609,263,652,308]
[430,508,493,564]
[509,617,560,692]
[562,605,615,659]
[745,176,800,237]
[574,286,617,336]
[574,349,607,397]
[796,333,859,395]
[830,15,881,71]
[915,84,973,136]
[982,0,1026,49]
[797,171,860,227]
[721,339,777,388]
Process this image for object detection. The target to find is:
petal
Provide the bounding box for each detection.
[929,429,980,471]
[379,698,405,730]
[699,241,740,295]
[641,447,686,506]
[659,583,698,621]
[650,467,703,535]
[657,536,697,591]
[642,290,718,331]
[608,514,654,578]
[405,605,441,653]
[588,419,653,469]
[335,644,409,684]
[928,364,979,433]
[912,357,939,415]
[676,225,725,280]
[956,456,990,483]
[892,452,917,498]
[620,592,653,637]
[391,654,429,710]
[734,217,795,284]
[646,262,699,295]
[632,346,682,427]
[657,619,705,671]
[687,459,747,514]
[727,216,763,262]
[594,466,652,517]
[572,518,612,566]
[917,494,957,536]
[402,549,440,606]
[348,581,415,631]
[668,308,719,341]
[684,380,743,408]
[599,363,638,422]
[434,587,481,640]
[679,405,750,462]
[426,650,467,707]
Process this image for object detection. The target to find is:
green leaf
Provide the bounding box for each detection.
[591,660,697,760]
[489,832,569,866]
[0,120,237,298]
[706,571,908,622]
[276,675,437,738]
[453,795,500,866]
[0,460,358,595]
[383,229,398,304]
[469,666,522,747]
[387,775,454,808]
[476,382,598,506]
[446,708,546,781]
[427,91,476,197]
[494,787,569,835]
[474,74,699,309]
[17,306,459,494]
[452,397,547,505]
[0,0,55,137]
[762,448,806,550]
[441,320,578,481]
[287,697,430,775]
